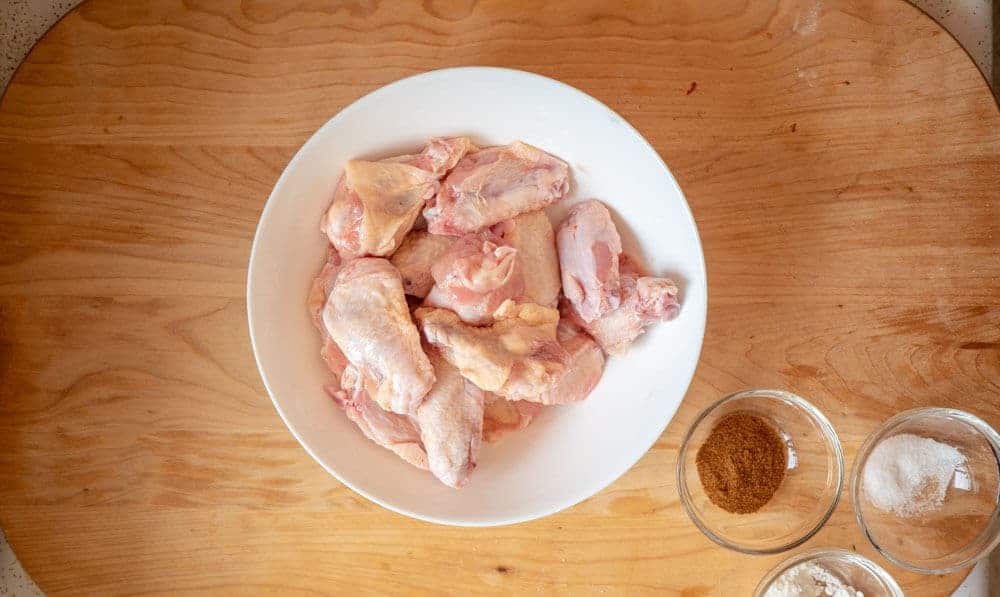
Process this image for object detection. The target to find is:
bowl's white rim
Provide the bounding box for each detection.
[246,66,708,527]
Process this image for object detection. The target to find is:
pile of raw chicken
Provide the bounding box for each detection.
[309,137,681,488]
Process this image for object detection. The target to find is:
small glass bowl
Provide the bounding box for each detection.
[677,389,844,554]
[852,408,1000,574]
[754,548,904,597]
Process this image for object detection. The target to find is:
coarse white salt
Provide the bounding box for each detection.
[862,433,966,518]
[765,562,863,597]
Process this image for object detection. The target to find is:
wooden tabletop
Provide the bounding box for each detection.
[1,0,998,594]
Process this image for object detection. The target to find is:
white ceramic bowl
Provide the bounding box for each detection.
[247,67,707,526]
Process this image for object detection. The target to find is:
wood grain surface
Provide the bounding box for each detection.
[1,0,998,594]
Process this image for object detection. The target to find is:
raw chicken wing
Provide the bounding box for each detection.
[415,300,567,401]
[534,319,605,405]
[307,246,427,459]
[415,350,485,488]
[556,199,623,322]
[322,137,473,258]
[327,385,428,470]
[423,230,524,325]
[316,256,429,471]
[389,231,455,298]
[566,255,680,355]
[483,394,542,443]
[424,142,570,235]
[493,211,561,307]
[322,258,435,414]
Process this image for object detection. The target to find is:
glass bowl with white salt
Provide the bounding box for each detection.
[851,407,1000,574]
[754,548,903,597]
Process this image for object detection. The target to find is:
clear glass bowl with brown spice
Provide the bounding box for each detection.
[676,389,844,554]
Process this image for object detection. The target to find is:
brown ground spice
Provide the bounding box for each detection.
[695,412,787,514]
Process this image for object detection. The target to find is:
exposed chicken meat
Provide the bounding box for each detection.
[415,300,567,401]
[493,211,561,308]
[424,142,570,235]
[415,350,485,488]
[327,385,428,470]
[308,246,344,331]
[483,394,543,443]
[556,199,623,322]
[320,336,350,377]
[309,248,353,381]
[423,230,524,325]
[322,137,473,258]
[389,137,477,176]
[565,255,680,355]
[533,319,605,405]
[389,231,455,298]
[322,258,435,414]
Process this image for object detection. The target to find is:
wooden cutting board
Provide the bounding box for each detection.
[1,0,998,594]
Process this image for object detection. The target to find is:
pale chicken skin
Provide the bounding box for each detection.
[423,230,525,325]
[327,385,428,470]
[389,231,455,298]
[483,394,542,443]
[322,258,435,414]
[322,137,473,258]
[415,300,568,401]
[493,211,561,308]
[565,255,680,355]
[534,319,605,405]
[424,142,571,235]
[556,199,623,323]
[415,350,485,488]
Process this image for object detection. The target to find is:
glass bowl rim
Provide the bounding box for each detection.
[850,406,1000,574]
[752,547,904,597]
[675,388,845,555]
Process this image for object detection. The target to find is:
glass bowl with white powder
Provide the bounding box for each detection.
[851,408,1000,574]
[754,548,903,597]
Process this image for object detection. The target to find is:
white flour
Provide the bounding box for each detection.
[862,433,966,518]
[765,562,863,597]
